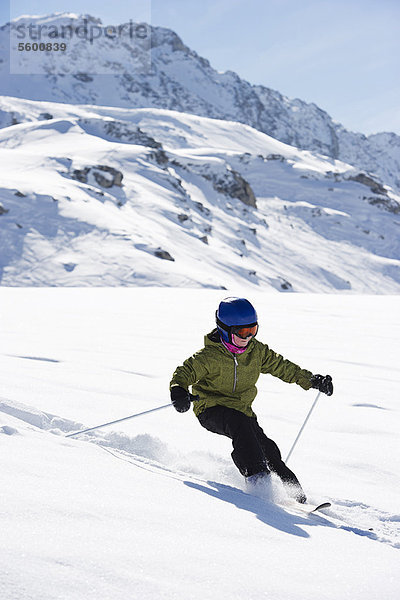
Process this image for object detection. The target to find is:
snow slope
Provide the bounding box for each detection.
[1,13,400,194]
[0,98,399,291]
[0,288,399,599]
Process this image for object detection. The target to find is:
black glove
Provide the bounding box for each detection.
[310,374,333,396]
[170,386,191,413]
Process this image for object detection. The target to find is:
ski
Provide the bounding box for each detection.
[291,501,331,514]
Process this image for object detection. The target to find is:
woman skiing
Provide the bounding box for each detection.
[170,297,333,503]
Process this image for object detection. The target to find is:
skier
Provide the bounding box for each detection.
[170,297,333,503]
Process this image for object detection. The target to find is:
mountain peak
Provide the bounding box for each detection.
[11,12,100,23]
[0,11,399,193]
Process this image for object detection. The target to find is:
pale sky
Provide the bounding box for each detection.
[2,0,399,135]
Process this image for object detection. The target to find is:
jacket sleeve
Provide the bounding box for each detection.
[170,349,211,391]
[260,344,313,390]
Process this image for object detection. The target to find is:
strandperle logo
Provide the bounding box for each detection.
[9,17,152,75]
[14,19,149,44]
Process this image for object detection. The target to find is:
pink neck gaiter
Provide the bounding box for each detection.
[221,338,248,354]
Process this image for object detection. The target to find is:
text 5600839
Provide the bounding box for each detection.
[18,42,67,51]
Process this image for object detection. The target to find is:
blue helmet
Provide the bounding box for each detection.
[216,297,258,344]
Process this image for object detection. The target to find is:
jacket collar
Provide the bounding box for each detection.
[205,328,255,354]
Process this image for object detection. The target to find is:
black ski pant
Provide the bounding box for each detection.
[198,405,303,488]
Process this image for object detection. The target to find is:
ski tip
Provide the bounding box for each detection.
[310,501,331,513]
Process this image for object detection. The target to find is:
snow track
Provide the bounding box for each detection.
[323,500,400,550]
[1,394,398,552]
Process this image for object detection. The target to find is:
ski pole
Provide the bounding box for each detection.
[65,394,199,438]
[285,391,321,463]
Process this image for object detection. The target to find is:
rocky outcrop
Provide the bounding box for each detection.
[347,173,388,196]
[71,165,123,188]
[363,196,400,214]
[154,248,175,261]
[92,166,123,188]
[213,169,256,208]
[78,118,163,149]
[73,72,93,83]
[196,164,257,208]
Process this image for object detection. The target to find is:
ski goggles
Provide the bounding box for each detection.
[231,324,258,339]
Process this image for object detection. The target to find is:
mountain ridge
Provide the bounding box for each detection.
[1,13,400,292]
[1,12,399,194]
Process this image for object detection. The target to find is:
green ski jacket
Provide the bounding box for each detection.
[170,330,313,418]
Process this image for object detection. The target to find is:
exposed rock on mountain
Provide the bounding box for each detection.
[71,165,123,188]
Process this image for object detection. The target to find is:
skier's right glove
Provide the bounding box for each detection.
[170,386,191,413]
[310,374,333,396]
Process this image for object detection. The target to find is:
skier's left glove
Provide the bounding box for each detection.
[170,386,191,413]
[310,374,333,396]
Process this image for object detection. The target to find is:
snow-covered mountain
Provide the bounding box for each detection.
[1,13,400,194]
[0,13,399,291]
[0,96,399,291]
